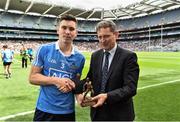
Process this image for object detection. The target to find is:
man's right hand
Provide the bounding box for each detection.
[55,78,75,93]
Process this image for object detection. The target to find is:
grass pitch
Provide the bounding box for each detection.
[0,52,180,121]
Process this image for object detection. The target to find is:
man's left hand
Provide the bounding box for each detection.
[92,93,107,108]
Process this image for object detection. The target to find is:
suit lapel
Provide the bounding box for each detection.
[96,50,104,91]
[107,46,121,80]
[97,50,104,76]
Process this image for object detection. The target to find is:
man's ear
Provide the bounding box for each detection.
[114,31,119,38]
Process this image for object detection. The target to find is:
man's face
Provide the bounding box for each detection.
[97,27,118,50]
[57,20,77,43]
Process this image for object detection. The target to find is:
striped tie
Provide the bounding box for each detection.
[101,51,110,93]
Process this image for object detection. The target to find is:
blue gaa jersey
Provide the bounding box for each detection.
[1,49,13,63]
[33,41,85,114]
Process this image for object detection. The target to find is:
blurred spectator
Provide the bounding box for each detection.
[1,45,14,79]
[20,45,28,68]
[27,47,33,62]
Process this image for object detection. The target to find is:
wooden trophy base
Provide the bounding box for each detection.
[81,97,96,107]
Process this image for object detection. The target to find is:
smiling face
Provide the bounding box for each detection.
[97,27,118,51]
[57,20,77,44]
[96,20,119,51]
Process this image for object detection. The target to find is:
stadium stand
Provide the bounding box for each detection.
[0,0,180,52]
[1,1,180,121]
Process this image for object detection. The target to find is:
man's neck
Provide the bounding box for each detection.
[59,41,73,56]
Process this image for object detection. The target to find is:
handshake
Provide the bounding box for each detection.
[55,78,76,93]
[56,76,106,108]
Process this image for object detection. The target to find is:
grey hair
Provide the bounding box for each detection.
[96,20,117,32]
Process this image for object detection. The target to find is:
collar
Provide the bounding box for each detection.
[103,43,117,56]
[55,41,75,56]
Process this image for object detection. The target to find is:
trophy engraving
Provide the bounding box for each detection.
[81,78,96,107]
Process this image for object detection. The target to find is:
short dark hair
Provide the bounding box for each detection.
[3,45,8,48]
[96,20,117,32]
[57,14,77,26]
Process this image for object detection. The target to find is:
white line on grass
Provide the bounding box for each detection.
[0,79,180,121]
[138,79,180,90]
[0,111,34,121]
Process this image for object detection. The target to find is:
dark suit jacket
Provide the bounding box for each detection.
[87,46,139,121]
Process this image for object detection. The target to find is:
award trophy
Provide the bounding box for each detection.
[81,78,96,107]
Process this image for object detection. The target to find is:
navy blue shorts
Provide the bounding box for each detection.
[33,108,75,121]
[3,62,12,66]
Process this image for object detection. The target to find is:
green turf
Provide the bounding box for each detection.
[1,52,180,121]
[0,56,38,117]
[135,82,180,121]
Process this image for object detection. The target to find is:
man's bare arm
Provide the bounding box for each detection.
[29,66,75,92]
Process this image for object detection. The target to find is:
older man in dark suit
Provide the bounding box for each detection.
[77,20,140,121]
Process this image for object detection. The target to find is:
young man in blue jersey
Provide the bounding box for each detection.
[29,14,85,121]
